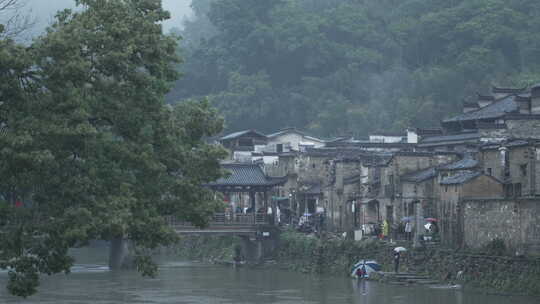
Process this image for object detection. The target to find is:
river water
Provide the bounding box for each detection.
[0,247,537,304]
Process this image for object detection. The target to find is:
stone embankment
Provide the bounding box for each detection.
[370,272,440,286]
[174,232,540,296]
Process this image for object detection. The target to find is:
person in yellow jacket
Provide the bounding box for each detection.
[382,220,389,239]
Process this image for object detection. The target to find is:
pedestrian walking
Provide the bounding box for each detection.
[393,250,400,273]
[404,221,412,241]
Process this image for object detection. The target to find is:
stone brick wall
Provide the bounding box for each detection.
[439,184,461,245]
[479,128,509,140]
[479,149,504,180]
[462,198,540,254]
[296,154,333,186]
[478,144,539,196]
[462,175,504,197]
[536,146,540,195]
[507,145,532,195]
[506,119,540,139]
[436,176,503,246]
[328,160,363,232]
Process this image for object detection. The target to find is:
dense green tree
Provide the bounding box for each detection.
[0,0,226,297]
[169,0,540,137]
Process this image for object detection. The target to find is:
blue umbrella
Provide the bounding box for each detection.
[351,260,381,278]
[401,216,413,222]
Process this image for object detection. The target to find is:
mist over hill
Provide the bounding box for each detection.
[168,0,540,137]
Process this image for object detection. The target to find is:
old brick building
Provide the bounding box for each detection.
[216,85,540,252]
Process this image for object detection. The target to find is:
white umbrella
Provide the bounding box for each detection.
[394,246,407,252]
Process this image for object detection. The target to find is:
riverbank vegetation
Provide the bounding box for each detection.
[174,235,237,262]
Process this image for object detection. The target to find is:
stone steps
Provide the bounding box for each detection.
[373,271,439,286]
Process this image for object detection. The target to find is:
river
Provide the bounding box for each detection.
[0,247,537,304]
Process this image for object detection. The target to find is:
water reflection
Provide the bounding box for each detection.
[0,247,537,304]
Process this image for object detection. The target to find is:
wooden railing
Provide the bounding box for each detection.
[167,212,268,228]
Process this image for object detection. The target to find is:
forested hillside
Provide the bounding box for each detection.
[168,0,540,137]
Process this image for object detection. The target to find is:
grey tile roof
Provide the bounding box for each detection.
[492,86,527,94]
[305,148,342,157]
[440,171,482,185]
[443,95,518,123]
[305,148,373,160]
[505,139,530,148]
[401,167,437,183]
[480,139,533,150]
[420,132,480,144]
[416,128,443,136]
[463,102,480,108]
[438,157,478,171]
[208,163,285,187]
[267,127,323,141]
[220,130,267,141]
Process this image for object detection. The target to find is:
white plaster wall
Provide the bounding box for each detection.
[262,155,279,165]
[268,133,324,151]
[233,151,253,162]
[369,135,403,143]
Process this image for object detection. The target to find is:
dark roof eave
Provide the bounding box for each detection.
[418,140,478,147]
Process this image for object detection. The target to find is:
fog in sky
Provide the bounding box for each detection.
[15,0,192,38]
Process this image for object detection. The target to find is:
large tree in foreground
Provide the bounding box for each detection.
[0,0,226,297]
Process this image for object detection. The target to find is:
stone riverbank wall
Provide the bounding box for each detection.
[173,232,540,296]
[276,231,540,296]
[462,198,540,254]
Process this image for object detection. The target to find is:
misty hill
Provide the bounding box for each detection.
[167,0,540,138]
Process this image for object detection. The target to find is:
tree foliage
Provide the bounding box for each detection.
[169,0,540,137]
[0,0,226,297]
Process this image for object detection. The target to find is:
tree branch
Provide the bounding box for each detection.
[0,0,35,39]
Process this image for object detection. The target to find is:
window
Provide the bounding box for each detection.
[515,183,522,197]
[238,138,253,147]
[445,186,448,192]
[312,163,316,169]
[505,184,514,198]
[520,164,527,177]
[487,168,492,176]
[276,144,283,153]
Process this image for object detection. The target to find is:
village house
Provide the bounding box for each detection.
[219,130,268,162]
[438,171,504,246]
[212,85,540,252]
[479,139,540,197]
[219,128,325,164]
[266,127,325,152]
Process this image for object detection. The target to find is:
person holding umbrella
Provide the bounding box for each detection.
[393,247,406,273]
[393,250,400,273]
